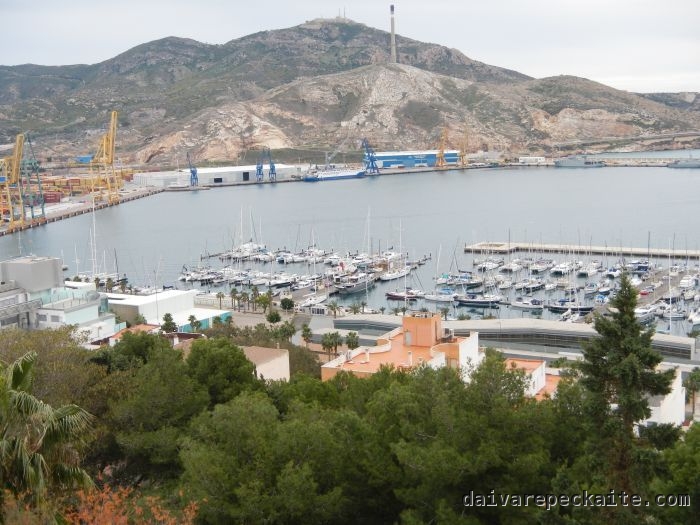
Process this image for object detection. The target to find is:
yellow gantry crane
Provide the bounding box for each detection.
[459,128,469,167]
[435,127,448,169]
[90,110,121,204]
[0,134,26,232]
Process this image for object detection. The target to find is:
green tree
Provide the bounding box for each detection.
[239,291,250,312]
[266,310,281,325]
[576,272,676,516]
[652,424,700,524]
[280,297,295,312]
[439,306,449,320]
[105,277,114,292]
[110,347,208,468]
[230,288,238,309]
[254,293,269,313]
[186,338,259,407]
[251,286,260,312]
[161,312,178,333]
[327,301,340,319]
[325,332,343,357]
[91,331,172,372]
[133,313,147,325]
[301,324,313,348]
[216,291,225,309]
[321,333,335,361]
[119,279,127,293]
[683,367,700,418]
[349,303,361,314]
[188,314,200,333]
[345,331,360,351]
[275,321,297,342]
[0,352,93,504]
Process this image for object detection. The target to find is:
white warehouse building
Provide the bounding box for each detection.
[133,164,301,188]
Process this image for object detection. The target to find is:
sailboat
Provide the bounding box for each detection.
[425,245,457,302]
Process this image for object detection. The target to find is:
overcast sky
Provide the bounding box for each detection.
[2,0,698,93]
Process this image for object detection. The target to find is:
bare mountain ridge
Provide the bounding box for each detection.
[0,18,698,166]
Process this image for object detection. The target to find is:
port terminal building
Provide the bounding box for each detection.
[368,150,460,168]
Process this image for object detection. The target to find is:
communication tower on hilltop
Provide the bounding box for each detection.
[389,5,397,63]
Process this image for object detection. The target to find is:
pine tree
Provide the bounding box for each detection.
[577,272,676,506]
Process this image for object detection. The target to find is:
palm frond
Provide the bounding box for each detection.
[6,352,37,392]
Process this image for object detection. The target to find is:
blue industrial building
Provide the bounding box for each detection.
[364,150,461,169]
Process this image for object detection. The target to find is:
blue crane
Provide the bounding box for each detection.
[255,147,276,182]
[362,138,380,175]
[186,152,198,186]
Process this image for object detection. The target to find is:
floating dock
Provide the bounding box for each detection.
[464,241,700,260]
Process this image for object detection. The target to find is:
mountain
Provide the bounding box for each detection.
[0,18,698,167]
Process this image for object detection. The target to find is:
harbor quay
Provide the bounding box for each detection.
[0,186,164,238]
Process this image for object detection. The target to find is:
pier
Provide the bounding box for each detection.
[0,187,164,237]
[464,241,700,260]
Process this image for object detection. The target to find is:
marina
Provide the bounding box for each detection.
[465,241,700,259]
[2,157,700,337]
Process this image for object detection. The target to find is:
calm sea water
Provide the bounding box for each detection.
[2,156,700,333]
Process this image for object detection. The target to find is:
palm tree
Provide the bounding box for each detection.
[230,288,237,309]
[321,333,334,361]
[216,291,225,309]
[684,367,700,419]
[360,301,367,313]
[0,352,93,503]
[188,314,198,333]
[105,277,114,292]
[327,301,340,319]
[239,292,250,311]
[251,286,260,312]
[301,324,313,347]
[345,331,360,351]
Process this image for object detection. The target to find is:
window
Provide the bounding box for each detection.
[37,314,47,322]
[213,177,223,183]
[50,315,60,323]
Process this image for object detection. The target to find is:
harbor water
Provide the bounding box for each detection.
[2,160,700,335]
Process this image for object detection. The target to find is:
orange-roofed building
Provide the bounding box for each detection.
[321,311,482,381]
[109,323,160,345]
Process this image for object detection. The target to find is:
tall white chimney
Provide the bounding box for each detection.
[390,5,397,63]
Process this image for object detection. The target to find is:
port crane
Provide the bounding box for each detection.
[0,134,26,231]
[21,134,46,223]
[89,110,121,204]
[255,147,276,182]
[186,152,198,186]
[435,127,448,169]
[362,138,380,175]
[459,128,469,167]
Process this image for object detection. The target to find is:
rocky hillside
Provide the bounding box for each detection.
[0,18,698,167]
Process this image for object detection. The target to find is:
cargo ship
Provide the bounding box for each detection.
[303,168,366,182]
